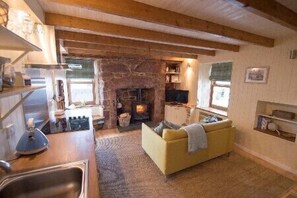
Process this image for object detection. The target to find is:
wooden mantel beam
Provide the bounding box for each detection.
[226,0,297,32]
[49,0,274,47]
[56,31,215,56]
[66,48,198,59]
[45,13,239,52]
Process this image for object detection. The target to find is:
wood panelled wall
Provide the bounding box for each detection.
[197,35,297,174]
[0,95,26,159]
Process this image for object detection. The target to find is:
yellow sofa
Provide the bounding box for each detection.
[141,120,235,175]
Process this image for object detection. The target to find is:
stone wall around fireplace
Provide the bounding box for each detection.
[97,58,166,129]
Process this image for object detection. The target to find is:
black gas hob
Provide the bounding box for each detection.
[41,116,90,135]
[69,116,90,131]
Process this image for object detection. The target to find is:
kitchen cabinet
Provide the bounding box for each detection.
[165,104,191,125]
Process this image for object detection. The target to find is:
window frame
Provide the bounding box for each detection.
[209,81,230,111]
[67,79,96,105]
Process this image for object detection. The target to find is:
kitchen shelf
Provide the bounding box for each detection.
[0,26,41,51]
[254,128,296,142]
[0,86,46,98]
[0,86,46,128]
[258,114,297,125]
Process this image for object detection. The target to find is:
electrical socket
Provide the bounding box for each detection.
[4,124,15,139]
[3,123,17,157]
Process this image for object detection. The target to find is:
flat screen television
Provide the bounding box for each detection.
[165,90,189,104]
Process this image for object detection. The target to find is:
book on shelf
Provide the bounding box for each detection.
[257,115,271,130]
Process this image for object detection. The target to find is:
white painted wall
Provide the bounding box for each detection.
[197,63,211,107]
[195,35,297,174]
[179,59,199,106]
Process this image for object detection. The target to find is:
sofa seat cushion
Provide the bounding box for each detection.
[162,129,187,141]
[202,119,232,132]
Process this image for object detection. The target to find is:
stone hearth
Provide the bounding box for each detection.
[98,58,166,128]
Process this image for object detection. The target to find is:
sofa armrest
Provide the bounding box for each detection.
[141,123,167,174]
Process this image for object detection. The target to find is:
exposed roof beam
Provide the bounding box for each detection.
[45,13,239,52]
[56,31,215,56]
[64,41,200,59]
[64,53,185,62]
[67,48,198,59]
[226,0,297,32]
[50,0,274,47]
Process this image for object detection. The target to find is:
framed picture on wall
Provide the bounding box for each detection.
[245,67,269,83]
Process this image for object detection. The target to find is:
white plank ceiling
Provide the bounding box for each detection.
[37,0,297,48]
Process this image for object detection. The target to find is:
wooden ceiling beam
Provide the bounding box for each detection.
[56,31,215,56]
[227,0,297,32]
[64,53,185,62]
[66,48,198,59]
[49,0,274,47]
[45,13,239,52]
[64,41,200,57]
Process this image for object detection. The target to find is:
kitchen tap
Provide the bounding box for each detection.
[0,160,11,173]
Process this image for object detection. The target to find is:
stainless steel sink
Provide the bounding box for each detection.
[0,160,88,198]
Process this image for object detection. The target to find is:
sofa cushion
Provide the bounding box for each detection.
[154,120,181,136]
[154,121,170,136]
[201,116,219,123]
[162,129,188,141]
[202,119,232,132]
[164,120,181,129]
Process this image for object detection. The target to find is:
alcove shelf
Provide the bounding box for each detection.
[253,128,296,142]
[254,101,297,143]
[258,114,297,125]
[165,61,181,89]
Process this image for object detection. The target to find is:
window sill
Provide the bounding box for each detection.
[196,105,228,117]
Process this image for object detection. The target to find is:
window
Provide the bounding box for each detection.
[65,58,95,105]
[68,79,95,105]
[210,81,230,110]
[208,62,232,111]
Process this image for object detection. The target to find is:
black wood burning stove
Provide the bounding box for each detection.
[131,89,151,123]
[131,101,150,122]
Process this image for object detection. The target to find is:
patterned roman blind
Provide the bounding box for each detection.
[209,62,233,81]
[66,58,94,79]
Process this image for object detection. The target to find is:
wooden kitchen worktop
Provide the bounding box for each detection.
[9,130,100,198]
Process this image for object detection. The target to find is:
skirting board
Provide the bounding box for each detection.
[234,143,297,181]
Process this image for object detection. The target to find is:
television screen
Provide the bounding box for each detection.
[165,90,189,104]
